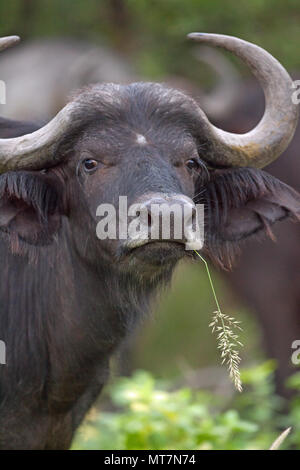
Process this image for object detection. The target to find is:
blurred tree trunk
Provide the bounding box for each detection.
[105,0,133,54]
[16,0,38,38]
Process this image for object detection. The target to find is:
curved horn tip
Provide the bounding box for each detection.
[0,35,21,49]
[187,32,211,40]
[186,31,299,168]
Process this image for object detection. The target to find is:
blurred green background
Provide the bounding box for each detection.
[2,0,300,73]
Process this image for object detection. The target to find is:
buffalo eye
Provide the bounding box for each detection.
[185,158,200,172]
[83,158,99,173]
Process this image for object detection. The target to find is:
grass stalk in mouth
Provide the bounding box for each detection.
[194,250,243,392]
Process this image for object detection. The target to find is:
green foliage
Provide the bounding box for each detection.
[71,363,300,450]
[1,0,299,77]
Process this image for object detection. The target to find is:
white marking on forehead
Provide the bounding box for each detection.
[135,134,148,145]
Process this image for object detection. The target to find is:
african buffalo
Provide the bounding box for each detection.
[0,37,137,121]
[0,37,239,122]
[0,33,299,449]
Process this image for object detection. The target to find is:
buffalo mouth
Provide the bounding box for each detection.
[119,238,189,266]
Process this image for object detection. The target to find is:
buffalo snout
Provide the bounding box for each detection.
[123,193,202,252]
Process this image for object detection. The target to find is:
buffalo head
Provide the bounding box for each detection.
[0,33,299,275]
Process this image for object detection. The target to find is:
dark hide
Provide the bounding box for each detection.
[0,117,40,138]
[0,82,299,448]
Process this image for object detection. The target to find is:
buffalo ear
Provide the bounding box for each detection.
[220,191,300,241]
[199,168,300,267]
[0,171,64,246]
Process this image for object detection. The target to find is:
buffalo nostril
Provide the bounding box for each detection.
[186,206,197,229]
[137,206,153,228]
[130,194,200,244]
